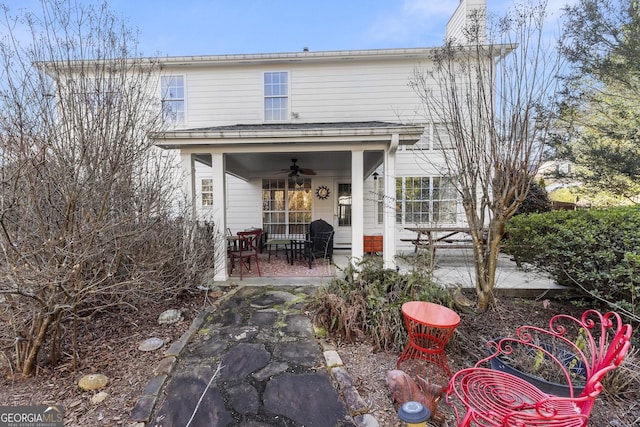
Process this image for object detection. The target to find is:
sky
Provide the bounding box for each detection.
[8,0,574,57]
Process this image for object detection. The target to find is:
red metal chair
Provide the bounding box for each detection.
[445,309,633,426]
[229,229,263,279]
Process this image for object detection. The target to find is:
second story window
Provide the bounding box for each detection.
[264,71,288,121]
[432,123,454,150]
[161,75,185,124]
[410,123,454,150]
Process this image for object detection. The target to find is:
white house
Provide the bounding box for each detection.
[151,0,490,280]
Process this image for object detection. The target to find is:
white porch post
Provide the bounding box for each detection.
[180,152,196,218]
[211,152,228,281]
[351,149,364,265]
[383,135,399,270]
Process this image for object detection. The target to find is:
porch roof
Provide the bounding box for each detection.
[152,121,424,148]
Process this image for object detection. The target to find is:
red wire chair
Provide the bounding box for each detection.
[445,309,632,426]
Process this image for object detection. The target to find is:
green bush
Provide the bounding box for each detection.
[503,207,640,315]
[305,257,453,352]
[515,178,552,215]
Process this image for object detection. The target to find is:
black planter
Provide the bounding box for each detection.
[488,339,587,398]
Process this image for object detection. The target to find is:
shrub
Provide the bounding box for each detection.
[515,178,552,215]
[503,207,640,316]
[306,257,453,352]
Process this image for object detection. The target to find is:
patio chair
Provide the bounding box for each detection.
[445,309,633,426]
[289,219,334,268]
[308,219,334,264]
[229,229,263,279]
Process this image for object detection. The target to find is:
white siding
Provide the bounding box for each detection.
[226,176,262,234]
[446,0,487,44]
[164,57,430,129]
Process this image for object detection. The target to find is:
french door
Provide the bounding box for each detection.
[262,178,312,237]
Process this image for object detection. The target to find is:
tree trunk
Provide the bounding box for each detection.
[475,219,507,312]
[21,313,53,376]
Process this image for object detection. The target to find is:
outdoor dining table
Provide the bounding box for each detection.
[403,226,479,254]
[264,238,291,263]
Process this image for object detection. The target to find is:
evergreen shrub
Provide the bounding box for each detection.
[503,207,640,315]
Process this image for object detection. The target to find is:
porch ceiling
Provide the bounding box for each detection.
[221,151,383,180]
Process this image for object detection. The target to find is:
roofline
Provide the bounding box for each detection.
[34,43,515,72]
[155,48,436,66]
[151,123,425,148]
[152,44,514,67]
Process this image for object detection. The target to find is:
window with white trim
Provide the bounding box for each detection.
[262,178,312,236]
[264,71,288,121]
[409,123,455,150]
[433,123,454,149]
[75,76,120,117]
[161,75,185,124]
[201,178,213,207]
[395,176,458,224]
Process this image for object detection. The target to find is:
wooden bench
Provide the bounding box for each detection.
[445,310,633,426]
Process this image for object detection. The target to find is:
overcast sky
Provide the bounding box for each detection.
[7,0,573,56]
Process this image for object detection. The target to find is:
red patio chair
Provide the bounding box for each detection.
[445,309,633,426]
[229,229,263,279]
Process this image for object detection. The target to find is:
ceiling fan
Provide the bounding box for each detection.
[279,158,317,177]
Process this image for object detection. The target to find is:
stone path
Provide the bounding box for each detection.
[130,285,376,427]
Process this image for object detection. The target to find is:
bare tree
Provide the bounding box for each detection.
[0,0,218,375]
[410,1,563,311]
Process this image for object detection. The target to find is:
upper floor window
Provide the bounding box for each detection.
[264,71,288,121]
[161,75,185,124]
[75,77,120,116]
[410,123,454,150]
[433,123,454,150]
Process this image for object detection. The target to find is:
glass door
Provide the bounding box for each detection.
[334,182,352,247]
[262,178,312,238]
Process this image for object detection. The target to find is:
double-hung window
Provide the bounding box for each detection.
[264,71,288,121]
[396,176,458,224]
[161,75,185,124]
[410,123,454,150]
[78,77,120,117]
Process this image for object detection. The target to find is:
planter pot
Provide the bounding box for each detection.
[488,339,587,397]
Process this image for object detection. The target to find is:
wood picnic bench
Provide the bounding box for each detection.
[444,309,633,426]
[402,227,479,254]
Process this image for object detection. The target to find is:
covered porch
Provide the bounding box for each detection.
[152,122,423,281]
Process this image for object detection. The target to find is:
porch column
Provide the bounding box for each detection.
[383,135,398,270]
[351,149,364,265]
[211,152,228,281]
[180,152,196,218]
